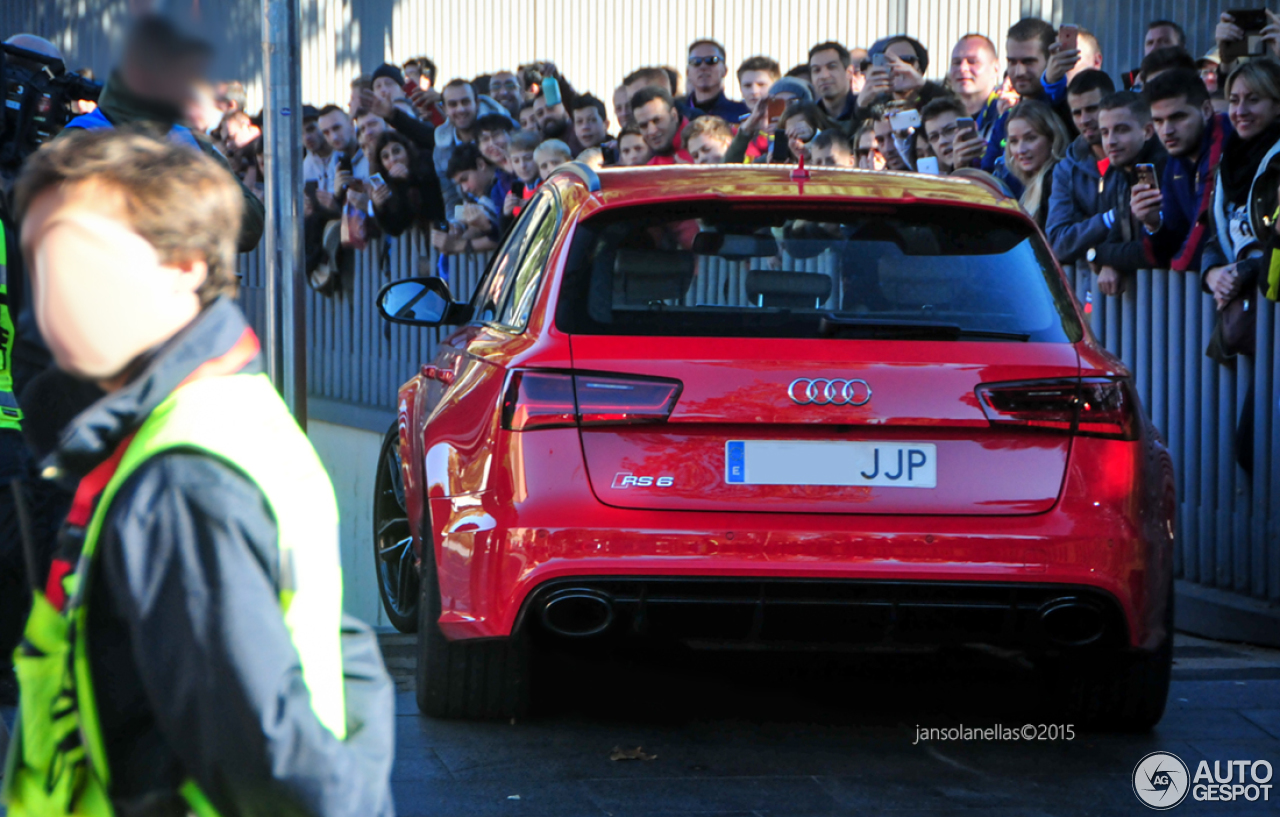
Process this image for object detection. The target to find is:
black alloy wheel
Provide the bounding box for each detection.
[373,423,418,632]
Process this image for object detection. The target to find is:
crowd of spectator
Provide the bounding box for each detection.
[196,11,1280,371]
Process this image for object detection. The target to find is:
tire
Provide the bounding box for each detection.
[415,545,530,719]
[1055,590,1174,732]
[373,424,418,632]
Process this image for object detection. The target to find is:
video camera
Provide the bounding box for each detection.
[0,42,102,176]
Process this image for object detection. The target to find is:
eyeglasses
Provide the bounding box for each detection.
[688,56,723,67]
[490,79,520,91]
[926,123,959,143]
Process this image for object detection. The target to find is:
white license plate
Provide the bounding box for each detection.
[725,440,937,488]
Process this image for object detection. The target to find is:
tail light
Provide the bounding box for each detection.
[502,371,682,431]
[976,377,1138,440]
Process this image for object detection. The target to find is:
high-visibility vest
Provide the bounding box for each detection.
[2,369,346,816]
[0,225,22,431]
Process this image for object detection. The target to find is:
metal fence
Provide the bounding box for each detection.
[237,231,1280,610]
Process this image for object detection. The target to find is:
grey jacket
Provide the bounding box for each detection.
[46,299,396,817]
[433,94,515,210]
[1045,136,1108,265]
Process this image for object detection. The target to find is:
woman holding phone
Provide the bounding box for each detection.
[367,131,446,237]
[1202,59,1280,315]
[1002,100,1070,228]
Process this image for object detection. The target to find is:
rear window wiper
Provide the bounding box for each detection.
[818,315,1031,341]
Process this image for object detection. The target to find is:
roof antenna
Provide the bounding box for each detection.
[790,152,810,180]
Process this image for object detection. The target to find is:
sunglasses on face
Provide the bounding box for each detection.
[688,56,724,67]
[860,54,919,72]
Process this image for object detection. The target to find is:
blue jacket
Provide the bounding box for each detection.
[1046,135,1108,265]
[981,72,1069,172]
[1148,114,1231,271]
[683,90,750,122]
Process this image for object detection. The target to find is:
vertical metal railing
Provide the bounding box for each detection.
[237,239,1280,605]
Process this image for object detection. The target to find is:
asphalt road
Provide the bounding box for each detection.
[4,633,1279,816]
[374,632,1280,817]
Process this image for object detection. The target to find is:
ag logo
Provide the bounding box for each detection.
[1133,751,1190,809]
[611,472,674,488]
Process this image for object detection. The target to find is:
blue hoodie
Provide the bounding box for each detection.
[1045,134,1108,265]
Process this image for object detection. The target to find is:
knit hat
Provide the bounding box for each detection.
[371,63,405,87]
[867,36,930,76]
[767,76,813,104]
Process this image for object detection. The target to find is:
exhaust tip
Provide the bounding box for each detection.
[1039,597,1106,646]
[540,589,614,637]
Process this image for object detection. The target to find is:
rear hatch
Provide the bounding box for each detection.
[568,337,1079,515]
[540,198,1091,516]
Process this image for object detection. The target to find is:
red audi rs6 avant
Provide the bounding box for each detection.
[374,163,1176,729]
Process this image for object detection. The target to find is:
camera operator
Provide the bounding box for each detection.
[0,32,68,705]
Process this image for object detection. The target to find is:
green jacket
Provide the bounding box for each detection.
[81,71,264,253]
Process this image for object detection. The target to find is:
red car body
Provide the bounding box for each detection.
[393,166,1176,663]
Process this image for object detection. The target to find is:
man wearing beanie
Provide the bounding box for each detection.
[370,63,416,119]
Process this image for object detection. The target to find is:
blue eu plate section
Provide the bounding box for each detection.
[726,440,746,484]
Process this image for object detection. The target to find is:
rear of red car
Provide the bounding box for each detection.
[417,175,1175,728]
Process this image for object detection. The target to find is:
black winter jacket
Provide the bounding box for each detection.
[1093,137,1167,273]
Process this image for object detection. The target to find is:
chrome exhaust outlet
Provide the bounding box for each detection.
[1039,597,1106,646]
[540,589,614,637]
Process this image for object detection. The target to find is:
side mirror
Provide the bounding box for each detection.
[376,277,473,326]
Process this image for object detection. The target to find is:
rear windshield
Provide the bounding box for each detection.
[555,201,1081,343]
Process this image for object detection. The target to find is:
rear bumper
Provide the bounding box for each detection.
[518,576,1132,652]
[426,430,1176,652]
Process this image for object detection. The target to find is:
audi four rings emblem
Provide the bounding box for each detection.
[788,378,872,406]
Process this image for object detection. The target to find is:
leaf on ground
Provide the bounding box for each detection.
[610,745,656,761]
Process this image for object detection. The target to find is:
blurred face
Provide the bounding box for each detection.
[1068,88,1104,146]
[535,149,568,178]
[509,148,539,182]
[22,183,204,384]
[1151,95,1210,157]
[885,41,923,95]
[809,140,854,167]
[924,110,961,167]
[687,133,728,164]
[619,133,653,166]
[739,70,775,109]
[356,113,387,155]
[1229,75,1280,141]
[809,48,852,104]
[453,162,495,197]
[303,119,329,155]
[1200,65,1220,94]
[856,129,885,170]
[442,84,477,131]
[574,106,608,148]
[380,141,409,175]
[1099,106,1152,166]
[873,116,906,170]
[1006,117,1053,174]
[404,64,421,86]
[950,37,999,98]
[688,43,728,97]
[318,110,356,153]
[1069,35,1102,82]
[478,129,511,167]
[849,49,868,93]
[634,98,679,152]
[372,76,406,104]
[613,85,631,127]
[490,71,522,114]
[1144,25,1180,56]
[519,107,539,132]
[1005,38,1048,97]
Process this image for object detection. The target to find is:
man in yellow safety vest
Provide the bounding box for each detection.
[1,128,394,815]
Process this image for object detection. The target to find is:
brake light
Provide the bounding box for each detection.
[502,371,682,431]
[975,377,1138,440]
